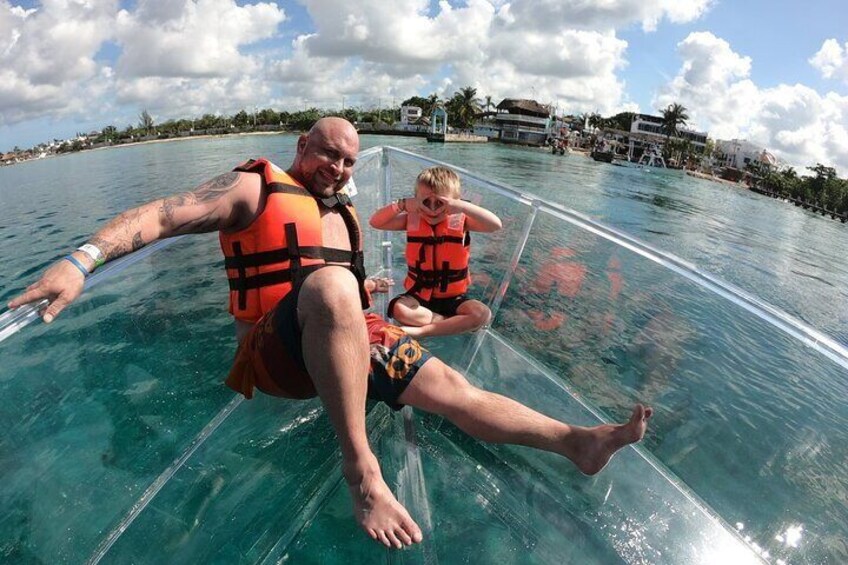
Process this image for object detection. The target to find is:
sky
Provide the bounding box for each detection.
[2,0,848,174]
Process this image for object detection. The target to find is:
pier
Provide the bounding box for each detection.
[427,132,488,143]
[749,185,847,223]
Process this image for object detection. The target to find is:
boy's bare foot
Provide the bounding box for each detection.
[346,464,423,548]
[565,404,653,475]
[400,325,428,338]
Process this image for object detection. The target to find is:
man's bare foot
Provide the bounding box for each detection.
[565,404,653,476]
[346,465,423,548]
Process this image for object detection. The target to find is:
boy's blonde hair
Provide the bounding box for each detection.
[416,166,461,199]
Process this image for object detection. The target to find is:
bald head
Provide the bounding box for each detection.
[308,117,358,142]
[290,117,360,198]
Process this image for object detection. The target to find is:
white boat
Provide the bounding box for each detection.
[637,146,667,168]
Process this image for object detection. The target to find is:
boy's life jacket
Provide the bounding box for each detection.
[404,211,471,301]
[219,158,369,324]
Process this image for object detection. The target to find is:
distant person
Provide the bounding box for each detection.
[369,166,501,338]
[8,118,651,549]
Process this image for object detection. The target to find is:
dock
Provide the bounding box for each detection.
[427,132,488,143]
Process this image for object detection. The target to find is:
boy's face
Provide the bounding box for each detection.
[415,183,448,225]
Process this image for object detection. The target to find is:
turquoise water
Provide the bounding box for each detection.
[0,136,846,563]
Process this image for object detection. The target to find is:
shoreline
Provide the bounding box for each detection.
[1,130,292,166]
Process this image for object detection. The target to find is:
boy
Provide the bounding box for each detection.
[369,166,502,338]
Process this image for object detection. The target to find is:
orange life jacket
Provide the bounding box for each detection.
[219,158,368,324]
[404,212,470,300]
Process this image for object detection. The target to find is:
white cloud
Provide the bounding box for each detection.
[282,0,642,115]
[114,0,286,78]
[0,0,119,125]
[656,32,848,175]
[495,0,713,33]
[810,38,848,82]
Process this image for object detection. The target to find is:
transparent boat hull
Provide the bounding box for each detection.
[3,147,846,563]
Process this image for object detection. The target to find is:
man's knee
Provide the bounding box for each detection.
[299,267,361,326]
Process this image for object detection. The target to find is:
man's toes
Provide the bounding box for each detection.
[386,530,403,549]
[644,406,653,419]
[403,518,423,543]
[377,530,392,547]
[396,527,413,546]
[631,404,645,423]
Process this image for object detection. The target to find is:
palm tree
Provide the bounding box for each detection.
[449,86,482,129]
[660,103,689,141]
[138,109,155,135]
[423,93,440,117]
[484,95,493,113]
[587,112,603,132]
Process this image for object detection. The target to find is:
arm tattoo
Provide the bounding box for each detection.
[195,172,240,202]
[89,172,243,262]
[131,231,144,251]
[158,172,241,234]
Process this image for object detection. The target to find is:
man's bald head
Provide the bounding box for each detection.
[290,117,360,198]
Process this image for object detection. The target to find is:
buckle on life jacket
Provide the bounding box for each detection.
[319,193,352,209]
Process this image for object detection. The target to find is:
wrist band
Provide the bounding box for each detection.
[77,244,105,267]
[64,255,90,278]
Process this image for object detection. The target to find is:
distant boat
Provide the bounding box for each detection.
[637,147,666,168]
[590,149,614,163]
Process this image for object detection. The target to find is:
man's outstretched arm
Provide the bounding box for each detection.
[8,171,258,322]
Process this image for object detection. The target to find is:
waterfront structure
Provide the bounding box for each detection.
[400,105,422,126]
[626,114,708,162]
[494,99,551,146]
[714,139,777,171]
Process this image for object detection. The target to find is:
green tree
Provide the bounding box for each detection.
[607,112,634,132]
[423,93,440,118]
[660,103,689,141]
[138,110,155,134]
[232,110,251,128]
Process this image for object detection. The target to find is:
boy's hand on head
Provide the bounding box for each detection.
[436,195,461,214]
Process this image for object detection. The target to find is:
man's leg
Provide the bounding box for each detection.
[298,267,422,548]
[397,358,651,475]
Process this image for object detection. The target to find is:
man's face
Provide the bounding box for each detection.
[294,126,359,198]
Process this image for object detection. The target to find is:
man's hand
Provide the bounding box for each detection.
[365,277,394,294]
[7,254,89,323]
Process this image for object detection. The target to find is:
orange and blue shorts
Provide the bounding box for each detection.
[226,284,431,411]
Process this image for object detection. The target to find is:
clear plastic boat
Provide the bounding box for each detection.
[3,146,846,564]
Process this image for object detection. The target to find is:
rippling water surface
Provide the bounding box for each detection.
[1,134,846,563]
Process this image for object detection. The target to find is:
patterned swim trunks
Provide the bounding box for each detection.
[225,283,432,411]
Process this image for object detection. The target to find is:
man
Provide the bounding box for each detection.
[9,117,652,549]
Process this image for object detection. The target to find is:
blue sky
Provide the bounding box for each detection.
[1,1,847,172]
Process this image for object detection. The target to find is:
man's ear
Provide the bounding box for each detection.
[296,134,308,152]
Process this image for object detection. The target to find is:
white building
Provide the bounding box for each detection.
[714,139,776,170]
[628,114,708,160]
[400,105,423,126]
[494,99,551,146]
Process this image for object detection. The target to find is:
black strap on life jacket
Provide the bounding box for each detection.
[407,264,469,296]
[322,194,369,308]
[407,234,466,245]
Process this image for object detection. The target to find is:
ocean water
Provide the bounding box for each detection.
[0,135,846,564]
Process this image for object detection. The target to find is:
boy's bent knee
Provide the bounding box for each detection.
[462,301,491,329]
